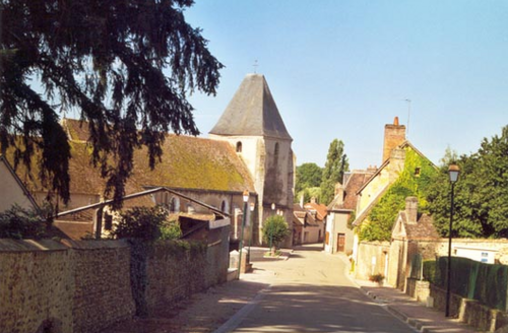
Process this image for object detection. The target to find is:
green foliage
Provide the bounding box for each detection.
[112,206,170,240]
[320,139,349,205]
[296,187,321,204]
[262,215,290,248]
[422,260,437,284]
[427,126,508,238]
[0,205,46,239]
[159,221,182,240]
[359,148,437,241]
[0,0,223,207]
[295,163,323,195]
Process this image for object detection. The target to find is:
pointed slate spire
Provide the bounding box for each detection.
[210,74,292,140]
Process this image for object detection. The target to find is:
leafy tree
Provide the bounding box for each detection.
[262,215,289,252]
[295,163,323,193]
[427,126,508,238]
[0,205,46,239]
[0,0,223,208]
[320,139,349,205]
[112,206,170,240]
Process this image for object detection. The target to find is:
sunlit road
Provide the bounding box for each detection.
[226,246,415,333]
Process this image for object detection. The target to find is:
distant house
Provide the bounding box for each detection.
[325,169,374,254]
[0,155,39,213]
[292,200,326,245]
[351,117,437,263]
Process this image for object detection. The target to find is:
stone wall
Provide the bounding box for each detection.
[429,284,507,332]
[405,278,430,303]
[68,240,135,333]
[355,241,390,280]
[0,229,229,333]
[0,240,73,333]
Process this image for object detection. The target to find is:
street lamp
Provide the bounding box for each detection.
[247,202,255,256]
[446,163,460,317]
[270,203,275,253]
[238,190,250,277]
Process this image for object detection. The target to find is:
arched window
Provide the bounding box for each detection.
[170,197,180,213]
[221,200,229,213]
[274,142,279,164]
[236,141,242,153]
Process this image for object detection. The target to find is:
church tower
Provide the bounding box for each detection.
[209,74,294,245]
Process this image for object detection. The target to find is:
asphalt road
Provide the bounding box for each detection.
[223,245,416,333]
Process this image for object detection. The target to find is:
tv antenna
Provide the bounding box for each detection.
[404,99,411,137]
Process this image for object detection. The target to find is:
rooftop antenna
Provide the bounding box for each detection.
[404,99,411,137]
[253,59,258,74]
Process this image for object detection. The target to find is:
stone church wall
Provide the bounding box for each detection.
[0,232,229,333]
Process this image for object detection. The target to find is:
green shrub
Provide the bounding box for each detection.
[159,220,182,240]
[423,260,436,284]
[112,206,168,240]
[262,215,289,249]
[0,205,46,239]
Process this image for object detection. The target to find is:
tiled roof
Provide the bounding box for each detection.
[405,214,440,240]
[8,120,255,198]
[304,202,327,221]
[328,171,372,212]
[210,74,292,140]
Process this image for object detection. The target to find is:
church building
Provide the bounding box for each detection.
[209,73,295,245]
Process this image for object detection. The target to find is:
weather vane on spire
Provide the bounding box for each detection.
[253,59,258,73]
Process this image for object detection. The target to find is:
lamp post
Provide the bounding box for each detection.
[238,190,250,277]
[247,202,255,255]
[270,203,275,253]
[446,163,460,317]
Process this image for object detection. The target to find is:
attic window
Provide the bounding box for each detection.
[236,141,242,153]
[104,213,113,231]
[414,167,421,177]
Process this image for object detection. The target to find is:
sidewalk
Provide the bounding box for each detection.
[354,278,481,333]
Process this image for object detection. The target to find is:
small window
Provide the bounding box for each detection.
[236,141,242,153]
[170,197,180,213]
[415,167,421,177]
[221,200,229,213]
[104,213,113,231]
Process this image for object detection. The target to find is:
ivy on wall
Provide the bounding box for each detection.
[359,147,437,242]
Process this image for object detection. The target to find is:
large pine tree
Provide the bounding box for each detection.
[0,0,223,207]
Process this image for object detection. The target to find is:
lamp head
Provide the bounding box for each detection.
[249,202,255,211]
[243,190,249,203]
[448,164,460,183]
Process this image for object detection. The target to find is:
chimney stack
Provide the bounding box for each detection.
[405,196,418,224]
[382,116,406,163]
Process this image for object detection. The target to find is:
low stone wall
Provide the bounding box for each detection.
[430,284,507,332]
[405,278,429,303]
[356,241,390,281]
[0,228,229,333]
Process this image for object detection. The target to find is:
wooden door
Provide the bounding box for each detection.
[337,233,345,252]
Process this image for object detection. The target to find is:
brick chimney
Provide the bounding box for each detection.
[382,116,406,163]
[405,196,418,224]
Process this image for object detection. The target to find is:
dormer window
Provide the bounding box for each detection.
[414,167,421,177]
[236,141,242,153]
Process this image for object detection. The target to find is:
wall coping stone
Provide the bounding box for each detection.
[0,239,68,252]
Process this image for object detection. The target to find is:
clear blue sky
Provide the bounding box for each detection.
[184,0,508,170]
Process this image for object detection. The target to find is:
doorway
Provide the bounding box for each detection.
[337,233,345,252]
